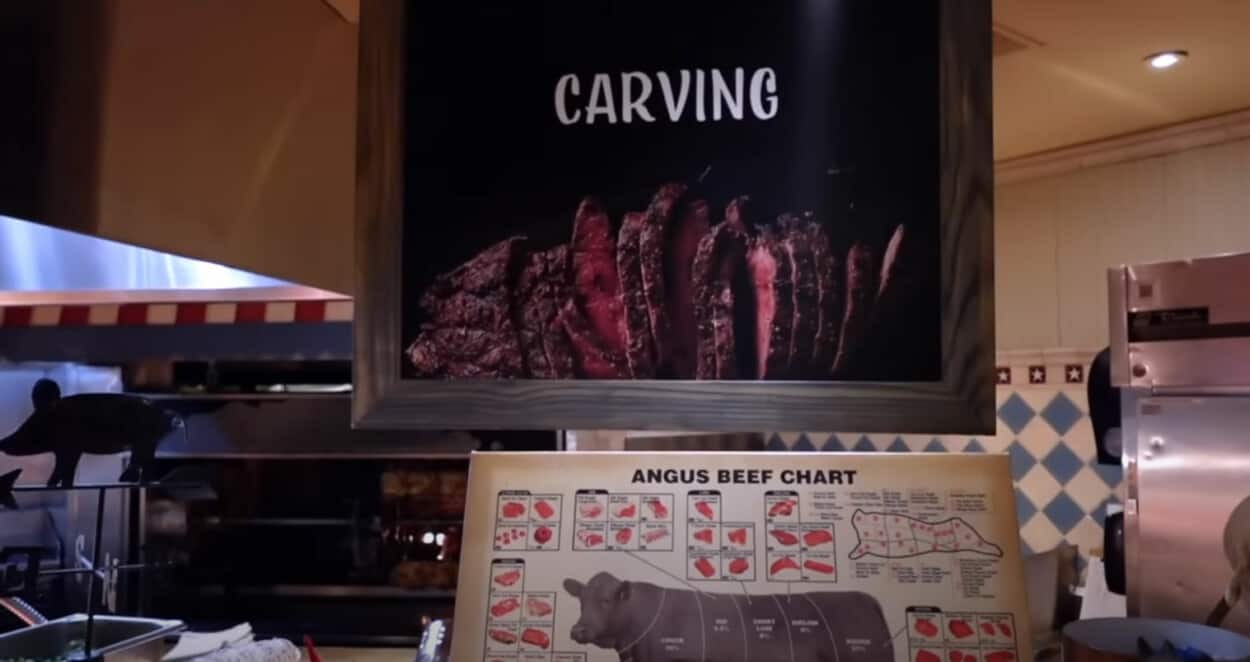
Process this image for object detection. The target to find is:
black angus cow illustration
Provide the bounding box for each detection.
[0,379,182,487]
[564,572,893,662]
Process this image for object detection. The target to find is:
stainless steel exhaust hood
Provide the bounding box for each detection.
[0,214,345,303]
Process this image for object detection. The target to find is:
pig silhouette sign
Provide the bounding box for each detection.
[563,571,893,662]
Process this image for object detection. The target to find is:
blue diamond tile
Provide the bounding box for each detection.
[852,435,876,452]
[1041,392,1083,435]
[1043,492,1086,534]
[997,393,1036,434]
[1015,488,1037,524]
[1007,441,1037,480]
[886,437,910,452]
[923,438,947,452]
[1042,442,1084,485]
[1091,462,1123,487]
[964,439,986,453]
[821,434,846,452]
[793,434,816,451]
[1090,496,1119,526]
[766,434,787,451]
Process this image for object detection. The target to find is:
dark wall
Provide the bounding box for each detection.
[0,2,50,221]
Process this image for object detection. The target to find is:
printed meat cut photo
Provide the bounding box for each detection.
[404,183,932,382]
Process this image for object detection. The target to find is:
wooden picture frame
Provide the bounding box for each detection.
[353,0,994,433]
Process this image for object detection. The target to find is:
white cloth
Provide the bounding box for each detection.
[1079,556,1127,619]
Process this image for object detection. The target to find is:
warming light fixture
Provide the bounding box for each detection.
[1145,50,1188,70]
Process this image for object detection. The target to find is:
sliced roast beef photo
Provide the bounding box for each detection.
[806,220,841,378]
[514,245,576,378]
[617,211,656,377]
[665,199,711,378]
[570,197,628,358]
[407,236,528,378]
[692,201,752,380]
[638,183,687,373]
[746,226,793,379]
[832,240,878,378]
[778,215,819,377]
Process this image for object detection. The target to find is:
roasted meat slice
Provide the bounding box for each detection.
[806,219,840,377]
[832,241,878,377]
[747,227,793,379]
[665,199,710,378]
[558,300,630,378]
[570,197,628,356]
[639,183,686,374]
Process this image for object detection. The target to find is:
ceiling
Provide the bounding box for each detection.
[993,0,1250,160]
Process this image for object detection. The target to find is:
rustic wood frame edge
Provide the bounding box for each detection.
[352,0,994,434]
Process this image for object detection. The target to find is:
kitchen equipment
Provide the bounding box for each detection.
[415,619,451,662]
[1107,251,1250,633]
[0,614,183,661]
[1063,618,1250,662]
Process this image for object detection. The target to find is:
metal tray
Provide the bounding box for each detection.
[0,614,183,661]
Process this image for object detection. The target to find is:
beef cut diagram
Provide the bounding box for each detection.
[848,510,1002,560]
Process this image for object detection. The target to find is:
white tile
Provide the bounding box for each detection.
[1020,515,1063,555]
[1065,467,1113,513]
[325,300,353,322]
[901,434,931,452]
[147,304,177,325]
[265,302,296,323]
[1018,388,1057,415]
[87,305,119,326]
[1017,465,1063,510]
[1065,515,1104,556]
[1018,417,1060,458]
[867,434,895,451]
[996,384,1013,406]
[776,432,801,446]
[30,306,60,326]
[977,434,1010,453]
[205,303,237,324]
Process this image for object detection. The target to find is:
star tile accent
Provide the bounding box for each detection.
[996,366,1012,384]
[1029,365,1047,384]
[1065,364,1085,384]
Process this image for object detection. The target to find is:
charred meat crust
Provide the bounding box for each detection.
[617,211,655,377]
[408,236,528,378]
[558,300,630,378]
[806,219,840,378]
[693,219,750,380]
[514,245,576,378]
[778,215,818,377]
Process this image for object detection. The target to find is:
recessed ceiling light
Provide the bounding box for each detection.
[1145,50,1188,70]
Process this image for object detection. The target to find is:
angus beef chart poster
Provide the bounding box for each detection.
[401,2,942,382]
[451,452,1031,661]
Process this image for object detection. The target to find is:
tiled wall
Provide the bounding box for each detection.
[765,349,1123,564]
